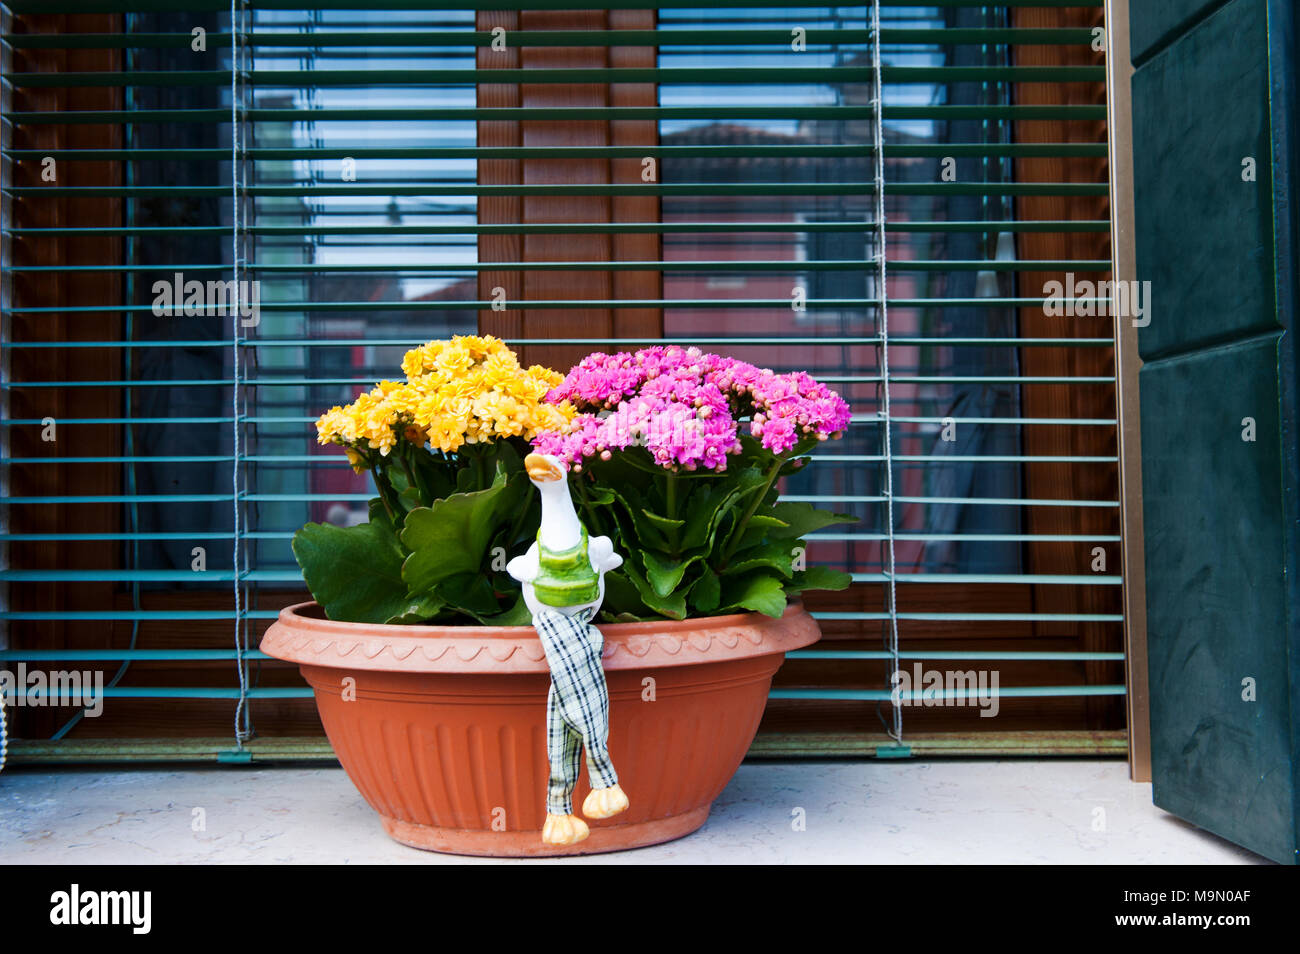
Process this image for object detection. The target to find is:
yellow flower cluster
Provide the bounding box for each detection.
[315,336,572,463]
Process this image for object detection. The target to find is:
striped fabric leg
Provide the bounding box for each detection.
[545,681,583,816]
[534,607,620,815]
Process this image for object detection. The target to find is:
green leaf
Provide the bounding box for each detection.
[455,462,480,493]
[292,519,411,624]
[488,438,522,477]
[517,499,545,551]
[367,497,388,525]
[722,541,796,579]
[734,528,764,554]
[679,483,725,550]
[680,465,767,551]
[786,564,853,595]
[398,483,423,513]
[778,455,811,477]
[386,466,423,519]
[623,556,688,620]
[600,610,649,624]
[640,508,685,533]
[718,572,788,618]
[579,462,666,551]
[733,513,793,553]
[766,501,859,539]
[607,484,667,552]
[410,451,456,502]
[436,571,504,619]
[600,567,650,618]
[400,470,525,595]
[712,465,783,556]
[690,566,721,613]
[384,593,446,625]
[584,484,616,507]
[388,466,412,496]
[481,592,534,626]
[642,547,703,597]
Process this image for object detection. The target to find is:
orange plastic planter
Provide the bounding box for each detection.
[260,601,820,856]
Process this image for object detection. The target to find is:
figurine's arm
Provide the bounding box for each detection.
[588,535,623,573]
[506,543,541,583]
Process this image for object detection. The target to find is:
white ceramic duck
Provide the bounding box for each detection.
[507,453,623,618]
[508,452,629,847]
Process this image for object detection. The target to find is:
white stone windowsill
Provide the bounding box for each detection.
[0,761,1270,864]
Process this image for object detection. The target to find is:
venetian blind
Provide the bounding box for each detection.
[0,1,1122,761]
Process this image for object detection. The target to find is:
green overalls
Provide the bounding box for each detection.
[532,526,600,608]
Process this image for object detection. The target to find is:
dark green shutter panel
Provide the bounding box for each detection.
[1133,0,1300,865]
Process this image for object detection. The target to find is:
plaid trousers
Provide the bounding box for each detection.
[532,607,619,815]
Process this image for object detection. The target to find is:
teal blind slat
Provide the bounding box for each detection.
[4,289,1111,313]
[1,375,1117,388]
[0,339,1122,352]
[9,105,1109,125]
[770,686,1125,701]
[4,1,1103,11]
[4,28,1100,49]
[3,65,1109,88]
[9,142,1109,161]
[3,182,1110,199]
[2,648,1127,661]
[2,220,1111,235]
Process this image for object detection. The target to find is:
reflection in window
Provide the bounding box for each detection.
[126,5,1024,585]
[658,5,1023,576]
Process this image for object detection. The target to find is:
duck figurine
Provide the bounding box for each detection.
[508,452,629,847]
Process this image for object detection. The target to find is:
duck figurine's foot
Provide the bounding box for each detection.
[582,783,630,820]
[542,813,590,846]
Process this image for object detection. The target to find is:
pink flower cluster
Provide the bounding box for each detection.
[533,346,852,471]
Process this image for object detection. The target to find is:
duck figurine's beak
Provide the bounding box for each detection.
[524,453,566,483]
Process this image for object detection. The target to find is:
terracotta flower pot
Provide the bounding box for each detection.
[260,600,820,856]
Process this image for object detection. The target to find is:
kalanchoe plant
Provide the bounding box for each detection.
[532,346,858,621]
[295,336,573,625]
